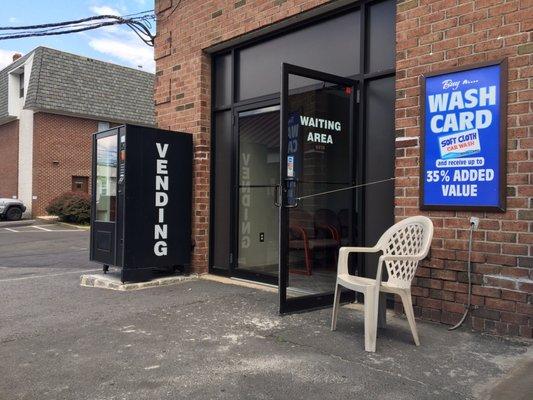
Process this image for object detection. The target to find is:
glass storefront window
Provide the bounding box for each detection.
[237,10,360,101]
[210,1,396,300]
[95,134,117,222]
[366,0,396,73]
[237,108,280,277]
[214,53,232,108]
[212,111,232,269]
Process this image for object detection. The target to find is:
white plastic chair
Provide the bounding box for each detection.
[331,216,434,352]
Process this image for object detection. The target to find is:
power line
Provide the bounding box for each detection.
[0,11,153,30]
[0,11,156,46]
[0,21,120,39]
[156,0,183,23]
[0,1,185,46]
[296,178,397,201]
[0,20,115,37]
[122,10,155,19]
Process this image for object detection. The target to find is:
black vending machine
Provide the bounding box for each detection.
[90,124,192,282]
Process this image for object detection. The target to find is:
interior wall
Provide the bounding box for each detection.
[238,141,278,267]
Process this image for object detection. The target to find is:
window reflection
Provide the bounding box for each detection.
[96,135,117,222]
[237,109,280,275]
[286,76,353,294]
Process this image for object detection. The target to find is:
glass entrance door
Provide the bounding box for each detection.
[279,64,358,313]
[233,105,280,284]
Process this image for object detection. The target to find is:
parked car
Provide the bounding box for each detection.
[0,198,26,221]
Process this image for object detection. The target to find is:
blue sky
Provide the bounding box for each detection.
[0,0,155,72]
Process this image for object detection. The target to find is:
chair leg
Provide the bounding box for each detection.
[332,247,338,270]
[331,283,341,331]
[303,244,313,275]
[364,288,378,352]
[400,290,420,346]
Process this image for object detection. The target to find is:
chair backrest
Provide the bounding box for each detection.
[314,208,340,230]
[376,216,434,289]
[337,208,350,238]
[289,208,314,232]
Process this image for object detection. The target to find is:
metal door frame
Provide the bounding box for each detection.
[90,128,119,266]
[279,63,358,314]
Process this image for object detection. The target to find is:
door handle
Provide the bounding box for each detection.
[275,179,299,208]
[284,178,299,208]
[274,184,281,207]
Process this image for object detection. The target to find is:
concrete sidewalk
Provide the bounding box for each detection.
[0,270,530,399]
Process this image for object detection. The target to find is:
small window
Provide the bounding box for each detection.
[98,121,110,132]
[19,72,24,98]
[72,176,89,193]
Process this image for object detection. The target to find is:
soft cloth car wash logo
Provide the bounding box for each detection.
[154,142,169,256]
[438,129,481,159]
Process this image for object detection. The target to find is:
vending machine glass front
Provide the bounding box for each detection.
[90,130,118,266]
[96,134,118,222]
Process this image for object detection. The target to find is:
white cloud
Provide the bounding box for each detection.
[8,17,18,23]
[90,6,121,16]
[84,4,154,72]
[0,49,22,70]
[88,34,154,72]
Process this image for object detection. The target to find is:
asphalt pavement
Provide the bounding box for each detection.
[0,229,531,399]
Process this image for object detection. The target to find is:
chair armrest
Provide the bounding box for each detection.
[339,246,380,255]
[381,254,424,262]
[315,224,338,241]
[289,225,308,241]
[327,225,340,242]
[337,246,380,275]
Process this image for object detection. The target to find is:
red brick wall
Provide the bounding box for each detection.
[395,0,532,337]
[154,0,330,273]
[32,113,97,216]
[0,120,19,199]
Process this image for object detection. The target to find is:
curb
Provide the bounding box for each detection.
[36,216,60,223]
[58,222,91,231]
[0,219,36,228]
[80,273,199,291]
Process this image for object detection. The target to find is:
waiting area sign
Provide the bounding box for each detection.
[420,60,507,211]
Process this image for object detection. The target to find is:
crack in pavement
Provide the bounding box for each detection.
[269,332,429,386]
[264,331,474,399]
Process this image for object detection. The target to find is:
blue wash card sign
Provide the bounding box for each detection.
[420,61,506,211]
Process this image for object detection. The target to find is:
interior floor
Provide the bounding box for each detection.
[236,250,339,294]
